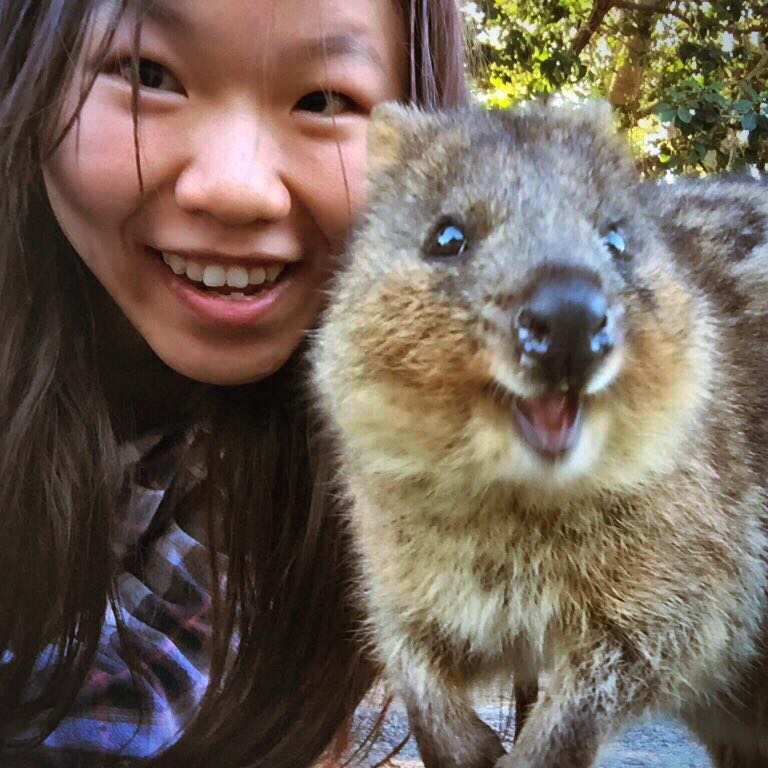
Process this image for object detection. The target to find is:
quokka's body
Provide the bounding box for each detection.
[311,102,768,768]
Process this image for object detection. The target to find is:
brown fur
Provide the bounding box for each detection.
[311,101,768,768]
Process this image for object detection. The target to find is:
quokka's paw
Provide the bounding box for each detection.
[494,745,598,768]
[410,706,505,768]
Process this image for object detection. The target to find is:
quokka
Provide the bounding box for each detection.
[311,100,768,768]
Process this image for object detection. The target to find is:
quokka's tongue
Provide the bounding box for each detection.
[514,391,582,456]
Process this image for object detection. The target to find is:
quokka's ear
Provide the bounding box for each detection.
[367,101,434,174]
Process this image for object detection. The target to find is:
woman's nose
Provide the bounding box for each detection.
[174,113,291,226]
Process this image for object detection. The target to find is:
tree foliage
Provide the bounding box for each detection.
[464,0,767,175]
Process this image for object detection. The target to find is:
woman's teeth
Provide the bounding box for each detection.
[161,251,285,292]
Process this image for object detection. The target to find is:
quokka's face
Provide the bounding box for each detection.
[323,103,712,497]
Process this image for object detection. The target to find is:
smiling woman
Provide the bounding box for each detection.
[0,0,467,766]
[43,0,407,385]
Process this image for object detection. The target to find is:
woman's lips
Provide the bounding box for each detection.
[146,246,302,328]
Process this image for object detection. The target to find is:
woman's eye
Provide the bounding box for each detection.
[108,57,185,95]
[602,227,627,258]
[425,217,470,259]
[294,90,356,117]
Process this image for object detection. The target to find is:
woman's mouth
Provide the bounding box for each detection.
[147,246,301,327]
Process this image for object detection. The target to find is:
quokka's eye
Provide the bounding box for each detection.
[602,227,627,258]
[425,217,470,258]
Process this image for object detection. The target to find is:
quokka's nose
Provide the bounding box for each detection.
[515,271,614,389]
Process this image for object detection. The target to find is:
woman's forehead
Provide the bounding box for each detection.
[92,0,406,78]
[101,0,403,41]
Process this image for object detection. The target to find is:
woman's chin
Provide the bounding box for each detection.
[150,336,301,387]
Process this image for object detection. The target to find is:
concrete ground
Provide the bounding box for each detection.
[357,704,713,768]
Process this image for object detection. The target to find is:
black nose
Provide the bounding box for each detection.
[515,272,614,389]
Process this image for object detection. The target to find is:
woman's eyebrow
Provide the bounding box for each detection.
[141,0,196,35]
[287,34,387,73]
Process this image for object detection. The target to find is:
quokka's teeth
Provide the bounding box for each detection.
[249,267,266,285]
[265,264,284,282]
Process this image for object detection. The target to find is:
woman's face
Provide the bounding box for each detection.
[43,0,405,385]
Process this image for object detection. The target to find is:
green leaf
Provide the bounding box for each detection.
[658,109,678,123]
[742,113,758,131]
[702,91,728,106]
[741,84,759,101]
[678,106,695,124]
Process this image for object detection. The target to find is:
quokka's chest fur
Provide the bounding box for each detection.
[355,474,767,688]
[313,100,768,767]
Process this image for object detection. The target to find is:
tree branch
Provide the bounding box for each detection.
[744,51,768,84]
[572,0,615,56]
[571,0,690,57]
[612,1,690,22]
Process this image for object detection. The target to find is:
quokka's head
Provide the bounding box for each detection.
[313,102,715,502]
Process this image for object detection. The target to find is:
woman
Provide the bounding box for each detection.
[0,0,468,765]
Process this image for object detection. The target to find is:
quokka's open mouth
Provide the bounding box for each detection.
[514,390,583,459]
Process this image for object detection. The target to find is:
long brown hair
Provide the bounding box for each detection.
[0,1,467,765]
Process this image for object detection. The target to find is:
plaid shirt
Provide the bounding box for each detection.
[8,425,228,766]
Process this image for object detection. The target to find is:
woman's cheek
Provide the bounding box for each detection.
[290,124,369,252]
[339,132,369,218]
[45,96,145,226]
